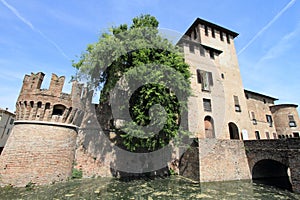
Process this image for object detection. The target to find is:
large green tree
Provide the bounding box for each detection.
[73,14,191,152]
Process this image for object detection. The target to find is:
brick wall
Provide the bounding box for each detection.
[0,122,77,186]
[198,139,251,182]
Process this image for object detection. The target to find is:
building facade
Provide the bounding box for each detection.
[0,108,15,154]
[180,18,300,142]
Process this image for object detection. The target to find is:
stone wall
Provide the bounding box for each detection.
[198,139,251,182]
[179,139,251,183]
[0,122,77,186]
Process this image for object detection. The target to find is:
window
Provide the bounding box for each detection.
[194,27,198,40]
[212,28,215,38]
[263,99,266,104]
[288,115,297,127]
[266,115,273,127]
[226,34,230,44]
[0,114,2,121]
[6,129,10,135]
[45,103,50,109]
[293,132,300,138]
[197,70,213,92]
[52,105,66,116]
[203,99,212,112]
[209,50,214,59]
[9,118,14,125]
[273,133,277,139]
[204,25,208,36]
[234,96,241,112]
[30,101,34,108]
[255,131,260,140]
[265,132,270,139]
[221,73,225,79]
[220,31,224,41]
[251,111,257,124]
[37,101,42,108]
[189,44,195,53]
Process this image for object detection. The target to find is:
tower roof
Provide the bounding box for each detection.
[184,18,239,38]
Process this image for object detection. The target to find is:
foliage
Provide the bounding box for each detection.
[73,14,191,152]
[71,168,83,179]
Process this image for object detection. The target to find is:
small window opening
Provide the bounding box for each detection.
[205,26,208,36]
[212,28,215,38]
[226,34,231,44]
[52,105,66,116]
[255,131,260,140]
[45,103,50,110]
[209,50,214,59]
[220,31,224,41]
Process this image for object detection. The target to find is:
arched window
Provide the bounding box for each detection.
[204,116,215,138]
[37,101,42,108]
[228,122,239,139]
[45,103,50,110]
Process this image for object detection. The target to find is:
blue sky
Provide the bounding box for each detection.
[0,0,299,112]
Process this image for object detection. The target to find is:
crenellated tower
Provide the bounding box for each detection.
[15,72,84,125]
[0,72,87,186]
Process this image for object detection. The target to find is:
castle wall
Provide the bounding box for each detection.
[198,139,251,182]
[0,121,77,186]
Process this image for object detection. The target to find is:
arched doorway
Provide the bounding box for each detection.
[228,122,239,139]
[204,116,215,138]
[252,159,292,190]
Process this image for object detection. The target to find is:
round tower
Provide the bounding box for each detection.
[0,72,85,186]
[270,104,300,138]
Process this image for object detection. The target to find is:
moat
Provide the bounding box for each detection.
[0,176,299,200]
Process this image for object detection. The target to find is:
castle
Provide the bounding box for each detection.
[0,18,299,189]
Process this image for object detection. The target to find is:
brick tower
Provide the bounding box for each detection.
[0,72,85,186]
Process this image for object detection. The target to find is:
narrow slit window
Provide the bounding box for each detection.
[205,25,208,36]
[251,112,257,124]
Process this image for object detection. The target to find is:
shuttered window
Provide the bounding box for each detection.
[196,69,213,92]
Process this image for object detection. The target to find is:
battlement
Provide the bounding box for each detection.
[15,72,86,126]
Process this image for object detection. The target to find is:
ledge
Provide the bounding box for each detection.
[14,120,78,130]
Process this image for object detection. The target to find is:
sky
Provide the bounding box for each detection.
[0,0,299,112]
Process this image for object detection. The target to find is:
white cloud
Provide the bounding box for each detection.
[0,0,70,60]
[255,23,300,67]
[238,0,297,55]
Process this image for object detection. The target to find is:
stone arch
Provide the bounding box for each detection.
[204,116,215,138]
[252,159,292,190]
[228,122,239,139]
